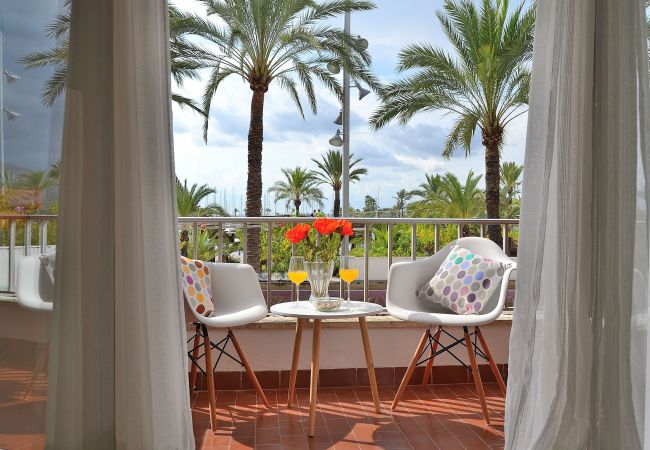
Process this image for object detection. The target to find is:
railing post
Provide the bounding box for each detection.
[410,223,417,261]
[480,223,486,238]
[266,223,272,305]
[387,224,393,269]
[434,224,440,253]
[218,222,224,262]
[39,221,48,254]
[191,221,198,259]
[364,224,369,302]
[8,220,16,292]
[24,220,32,256]
[242,223,248,264]
[503,223,509,255]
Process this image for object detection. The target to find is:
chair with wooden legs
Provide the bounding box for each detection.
[181,259,271,432]
[386,237,515,425]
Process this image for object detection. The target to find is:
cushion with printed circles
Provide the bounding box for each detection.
[417,245,508,315]
[180,257,214,317]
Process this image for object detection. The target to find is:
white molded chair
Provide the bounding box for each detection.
[386,237,516,425]
[15,256,54,399]
[184,261,270,432]
[16,256,54,312]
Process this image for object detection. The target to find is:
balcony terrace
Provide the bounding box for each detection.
[0,214,514,449]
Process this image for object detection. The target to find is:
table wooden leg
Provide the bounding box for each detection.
[287,318,305,407]
[308,319,322,437]
[358,317,381,414]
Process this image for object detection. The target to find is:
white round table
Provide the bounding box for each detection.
[270,301,384,437]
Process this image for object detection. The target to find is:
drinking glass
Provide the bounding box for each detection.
[288,256,307,302]
[339,256,359,308]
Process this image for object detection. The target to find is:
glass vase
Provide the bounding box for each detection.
[306,261,334,298]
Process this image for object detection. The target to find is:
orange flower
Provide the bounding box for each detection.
[338,220,353,236]
[285,224,311,243]
[313,218,340,235]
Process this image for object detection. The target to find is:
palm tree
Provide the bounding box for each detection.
[20,2,204,113]
[176,178,227,256]
[435,171,484,221]
[500,161,523,218]
[181,0,378,270]
[268,168,324,216]
[363,195,378,213]
[369,0,535,245]
[48,160,62,184]
[18,170,55,210]
[311,150,368,217]
[393,189,414,217]
[410,173,442,216]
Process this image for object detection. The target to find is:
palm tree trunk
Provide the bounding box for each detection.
[333,188,341,217]
[482,126,502,246]
[246,90,265,272]
[294,199,301,216]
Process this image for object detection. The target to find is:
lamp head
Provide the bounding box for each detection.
[327,62,340,74]
[356,35,369,50]
[333,110,343,126]
[356,82,371,100]
[329,129,344,147]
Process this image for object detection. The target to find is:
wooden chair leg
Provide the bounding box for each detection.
[229,329,271,409]
[464,326,490,425]
[202,325,218,432]
[189,323,201,394]
[476,326,506,395]
[24,342,48,400]
[422,326,442,384]
[288,318,305,407]
[392,327,430,411]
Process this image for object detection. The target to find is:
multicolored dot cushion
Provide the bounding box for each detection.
[417,245,508,315]
[179,257,214,317]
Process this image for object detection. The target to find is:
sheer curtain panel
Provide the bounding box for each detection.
[505,0,650,448]
[45,0,194,447]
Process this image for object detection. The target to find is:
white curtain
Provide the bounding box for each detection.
[505,0,650,448]
[45,0,194,447]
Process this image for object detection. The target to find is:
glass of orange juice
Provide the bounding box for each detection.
[339,256,359,308]
[288,256,307,303]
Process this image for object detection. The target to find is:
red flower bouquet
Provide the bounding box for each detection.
[284,218,353,263]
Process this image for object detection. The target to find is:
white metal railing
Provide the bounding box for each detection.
[0,215,519,302]
[177,216,519,305]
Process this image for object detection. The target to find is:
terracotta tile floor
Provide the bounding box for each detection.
[192,384,505,450]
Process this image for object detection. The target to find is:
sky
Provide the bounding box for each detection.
[3,0,529,215]
[171,0,529,214]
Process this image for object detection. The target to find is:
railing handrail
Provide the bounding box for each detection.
[0,215,519,305]
[177,216,520,225]
[0,214,519,225]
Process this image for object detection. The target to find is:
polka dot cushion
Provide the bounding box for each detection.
[179,257,214,317]
[418,245,509,315]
